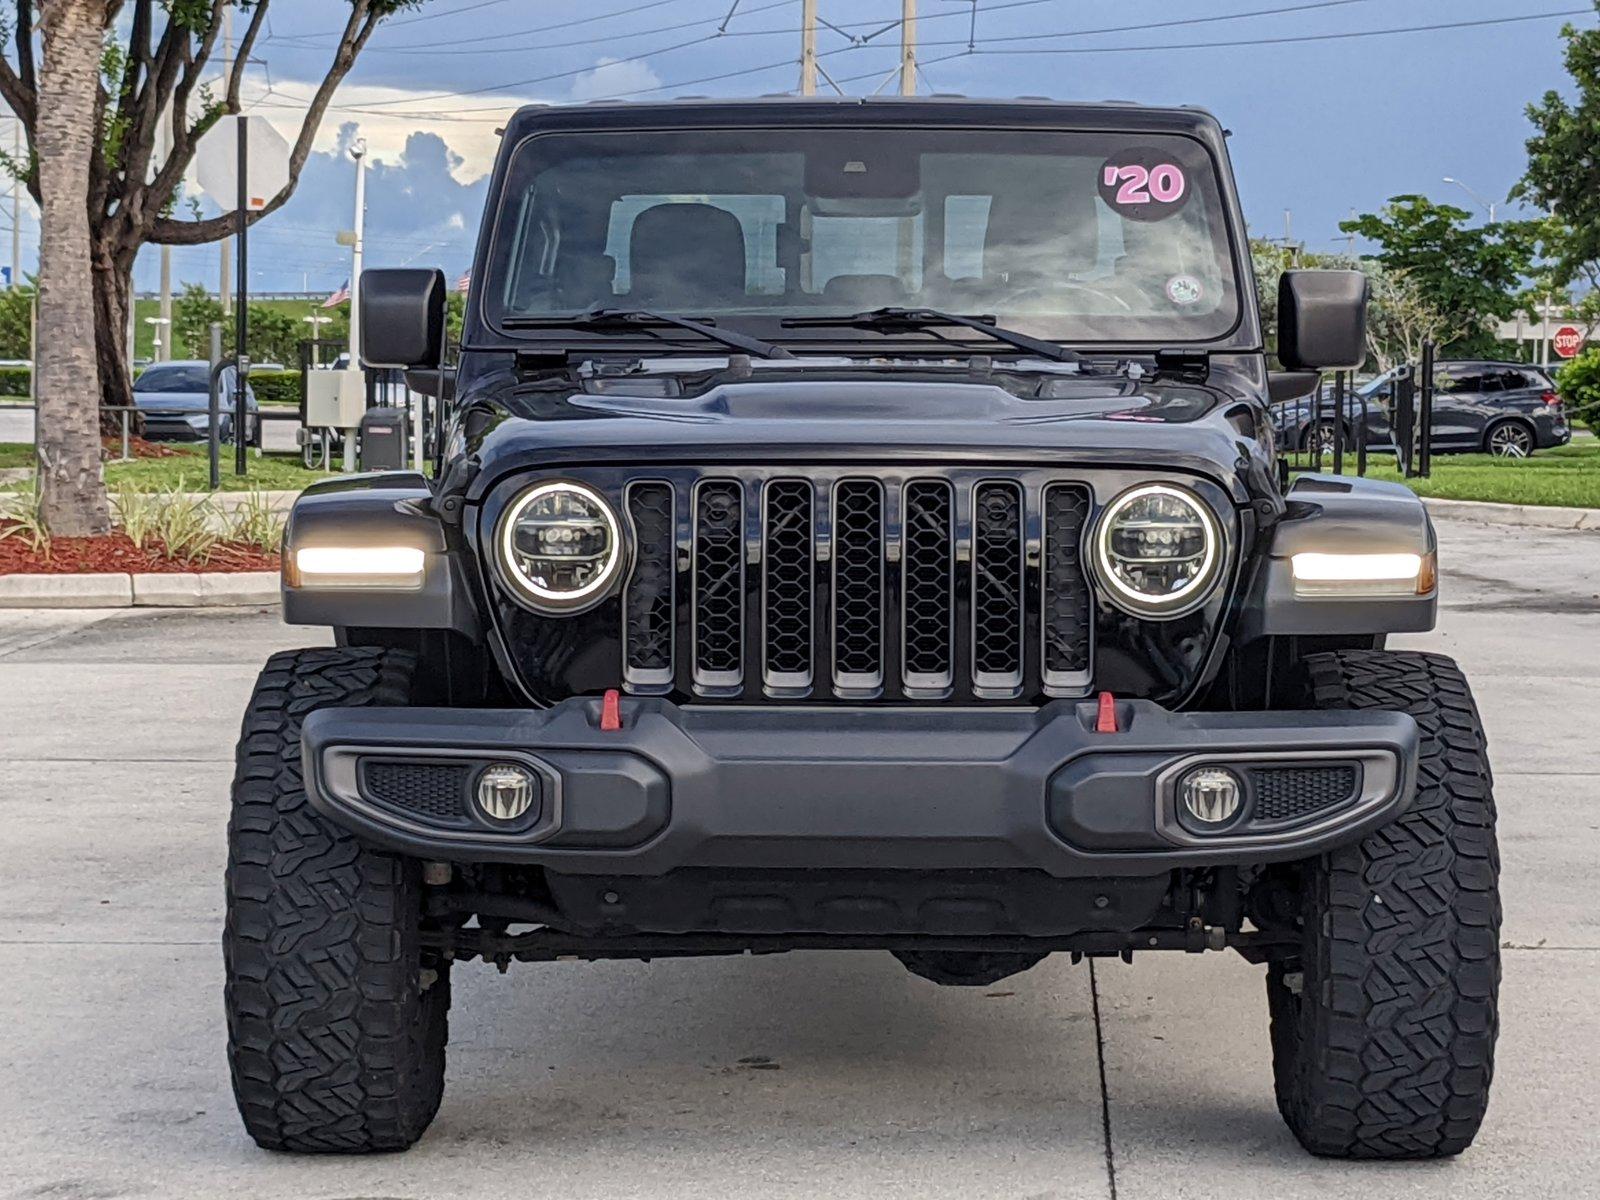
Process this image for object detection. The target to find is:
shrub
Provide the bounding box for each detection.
[220,491,286,555]
[1556,348,1600,434]
[249,368,301,408]
[0,365,30,396]
[112,479,219,563]
[0,489,49,552]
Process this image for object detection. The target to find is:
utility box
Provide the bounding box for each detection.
[305,368,366,429]
[358,406,407,472]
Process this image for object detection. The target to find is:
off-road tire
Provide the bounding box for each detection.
[1267,650,1499,1158]
[225,647,449,1153]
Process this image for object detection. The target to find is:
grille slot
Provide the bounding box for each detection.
[763,480,814,688]
[624,481,675,685]
[1250,764,1361,823]
[1041,483,1093,687]
[971,481,1025,693]
[901,480,954,691]
[361,760,471,822]
[831,480,885,689]
[609,469,1099,702]
[693,480,745,688]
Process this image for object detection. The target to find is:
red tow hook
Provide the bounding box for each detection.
[600,688,623,732]
[1095,691,1120,734]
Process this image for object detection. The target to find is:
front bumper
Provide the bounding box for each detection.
[301,696,1418,878]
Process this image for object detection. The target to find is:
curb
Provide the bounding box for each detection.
[0,570,279,609]
[1423,496,1600,531]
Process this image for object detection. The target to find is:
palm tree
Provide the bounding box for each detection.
[34,0,113,536]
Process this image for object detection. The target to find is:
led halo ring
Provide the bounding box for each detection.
[495,480,625,613]
[1092,482,1223,619]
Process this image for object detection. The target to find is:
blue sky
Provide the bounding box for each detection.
[120,0,1593,295]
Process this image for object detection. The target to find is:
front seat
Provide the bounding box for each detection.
[627,202,747,311]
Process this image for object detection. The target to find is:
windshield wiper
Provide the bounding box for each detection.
[503,307,794,360]
[782,307,1080,363]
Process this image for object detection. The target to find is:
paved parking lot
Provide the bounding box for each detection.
[1,515,1596,1199]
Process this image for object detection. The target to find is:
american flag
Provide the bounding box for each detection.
[455,269,472,294]
[322,279,351,308]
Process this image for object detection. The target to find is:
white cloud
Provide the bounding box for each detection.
[240,80,542,184]
[569,58,662,104]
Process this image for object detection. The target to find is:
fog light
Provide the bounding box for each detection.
[475,763,538,822]
[1179,767,1242,825]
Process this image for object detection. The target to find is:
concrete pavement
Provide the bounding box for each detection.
[1,516,1596,1199]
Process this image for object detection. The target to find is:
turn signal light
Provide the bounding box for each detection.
[286,545,426,590]
[1290,551,1435,598]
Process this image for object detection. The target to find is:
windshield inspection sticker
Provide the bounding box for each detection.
[1165,274,1204,306]
[1099,152,1189,221]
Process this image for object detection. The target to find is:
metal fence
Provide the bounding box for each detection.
[1280,340,1437,480]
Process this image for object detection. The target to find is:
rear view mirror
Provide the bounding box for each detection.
[360,268,446,370]
[1277,270,1368,372]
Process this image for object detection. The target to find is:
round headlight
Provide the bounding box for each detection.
[496,481,623,612]
[1093,484,1222,618]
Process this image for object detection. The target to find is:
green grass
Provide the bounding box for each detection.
[5,433,1596,508]
[1361,439,1600,508]
[0,443,329,492]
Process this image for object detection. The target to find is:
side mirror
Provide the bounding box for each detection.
[404,367,457,401]
[1277,270,1368,372]
[360,268,446,370]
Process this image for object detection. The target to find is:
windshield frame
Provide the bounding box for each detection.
[465,103,1261,359]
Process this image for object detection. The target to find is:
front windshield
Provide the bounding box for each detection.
[136,364,210,393]
[484,126,1243,345]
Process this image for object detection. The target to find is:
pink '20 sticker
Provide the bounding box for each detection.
[1098,153,1190,221]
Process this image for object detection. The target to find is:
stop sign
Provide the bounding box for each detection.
[1552,325,1586,359]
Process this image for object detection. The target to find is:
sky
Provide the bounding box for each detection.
[82,0,1595,297]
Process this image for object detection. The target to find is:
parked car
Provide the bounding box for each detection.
[227,98,1499,1162]
[1273,359,1570,457]
[133,360,260,446]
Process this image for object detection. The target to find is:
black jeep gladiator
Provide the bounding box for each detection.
[226,99,1498,1160]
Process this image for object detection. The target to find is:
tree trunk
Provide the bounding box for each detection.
[34,0,113,537]
[93,240,136,418]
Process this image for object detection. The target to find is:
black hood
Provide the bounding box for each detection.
[464,376,1260,505]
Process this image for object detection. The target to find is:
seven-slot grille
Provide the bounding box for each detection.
[623,472,1094,702]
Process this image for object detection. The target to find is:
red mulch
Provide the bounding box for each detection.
[101,435,181,459]
[0,523,280,575]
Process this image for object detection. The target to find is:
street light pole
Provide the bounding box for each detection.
[344,138,368,473]
[348,138,368,367]
[899,0,917,96]
[799,0,817,95]
[1442,176,1496,224]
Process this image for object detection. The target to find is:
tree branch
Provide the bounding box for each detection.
[149,1,380,247]
[17,0,35,99]
[226,0,270,111]
[138,1,233,235]
[0,3,37,127]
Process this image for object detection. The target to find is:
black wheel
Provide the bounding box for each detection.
[1484,420,1533,458]
[225,647,450,1153]
[1300,419,1348,458]
[1266,650,1499,1159]
[249,417,263,448]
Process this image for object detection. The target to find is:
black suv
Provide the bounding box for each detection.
[1274,359,1570,458]
[226,100,1498,1161]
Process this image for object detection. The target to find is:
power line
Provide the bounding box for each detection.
[276,0,793,57]
[318,29,727,108]
[306,0,1378,115]
[969,7,1595,56]
[274,0,696,46]
[308,3,1590,120]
